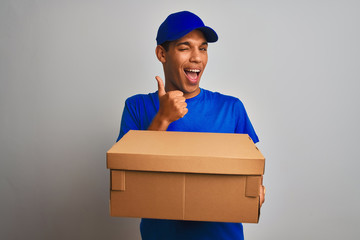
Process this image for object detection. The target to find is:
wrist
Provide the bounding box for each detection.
[148,113,171,131]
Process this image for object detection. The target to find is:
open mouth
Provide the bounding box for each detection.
[184,69,201,83]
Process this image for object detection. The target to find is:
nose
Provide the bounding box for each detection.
[189,49,201,63]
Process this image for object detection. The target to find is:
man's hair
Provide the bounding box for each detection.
[160,41,171,52]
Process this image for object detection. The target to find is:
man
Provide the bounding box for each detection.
[117,11,265,240]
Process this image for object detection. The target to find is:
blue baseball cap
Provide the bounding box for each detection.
[156,11,218,45]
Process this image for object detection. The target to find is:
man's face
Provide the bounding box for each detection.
[162,30,208,98]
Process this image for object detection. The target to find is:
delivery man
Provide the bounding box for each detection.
[117,10,265,240]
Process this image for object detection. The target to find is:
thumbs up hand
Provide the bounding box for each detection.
[155,75,188,124]
[148,76,188,131]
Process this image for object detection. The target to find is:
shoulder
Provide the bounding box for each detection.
[125,92,158,105]
[202,89,244,106]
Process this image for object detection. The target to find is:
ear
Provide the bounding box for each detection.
[155,45,167,63]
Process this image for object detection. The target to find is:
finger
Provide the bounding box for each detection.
[178,102,187,108]
[175,96,186,103]
[260,185,265,206]
[181,108,189,117]
[169,90,184,97]
[155,76,166,97]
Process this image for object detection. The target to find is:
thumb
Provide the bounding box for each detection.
[155,76,166,97]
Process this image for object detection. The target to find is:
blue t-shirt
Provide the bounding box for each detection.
[117,88,259,240]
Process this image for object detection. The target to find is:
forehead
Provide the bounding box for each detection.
[172,30,207,45]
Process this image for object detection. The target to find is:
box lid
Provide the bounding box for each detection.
[107,130,265,175]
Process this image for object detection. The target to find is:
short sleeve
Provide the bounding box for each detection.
[116,98,140,142]
[234,99,259,143]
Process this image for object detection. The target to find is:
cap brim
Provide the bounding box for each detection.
[197,26,218,43]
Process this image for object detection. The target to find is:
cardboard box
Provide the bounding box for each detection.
[107,130,265,223]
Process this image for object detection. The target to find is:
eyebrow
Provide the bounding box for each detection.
[176,41,208,47]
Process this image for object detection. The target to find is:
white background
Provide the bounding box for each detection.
[1,0,360,239]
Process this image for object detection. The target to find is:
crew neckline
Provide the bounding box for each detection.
[186,88,204,103]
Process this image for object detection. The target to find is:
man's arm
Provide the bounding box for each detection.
[148,76,188,131]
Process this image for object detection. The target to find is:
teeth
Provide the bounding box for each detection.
[186,69,200,73]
